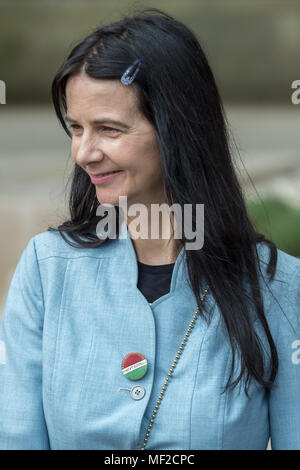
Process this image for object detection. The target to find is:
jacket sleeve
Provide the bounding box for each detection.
[268,264,300,450]
[0,237,50,449]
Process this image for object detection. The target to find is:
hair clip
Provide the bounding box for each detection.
[120,58,142,86]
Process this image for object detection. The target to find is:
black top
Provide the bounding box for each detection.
[137,261,175,304]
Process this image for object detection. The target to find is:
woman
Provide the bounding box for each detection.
[0,9,299,450]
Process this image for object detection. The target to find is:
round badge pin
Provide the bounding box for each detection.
[121,351,148,381]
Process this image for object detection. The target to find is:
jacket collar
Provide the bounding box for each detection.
[98,217,190,293]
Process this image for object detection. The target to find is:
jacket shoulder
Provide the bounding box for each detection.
[255,242,300,334]
[31,229,111,261]
[256,242,300,284]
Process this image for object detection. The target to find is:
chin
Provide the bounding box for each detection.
[95,191,125,208]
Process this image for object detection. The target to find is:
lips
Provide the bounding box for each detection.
[90,170,123,185]
[92,170,121,177]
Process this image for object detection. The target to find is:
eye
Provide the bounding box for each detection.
[68,124,81,133]
[68,124,120,135]
[99,126,120,134]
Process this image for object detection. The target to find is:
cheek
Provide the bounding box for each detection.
[143,151,163,176]
[71,139,79,161]
[131,139,162,172]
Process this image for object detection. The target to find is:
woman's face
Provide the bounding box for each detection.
[65,72,165,208]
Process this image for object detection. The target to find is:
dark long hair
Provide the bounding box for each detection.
[50,8,280,395]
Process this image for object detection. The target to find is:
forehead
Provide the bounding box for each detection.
[65,72,139,118]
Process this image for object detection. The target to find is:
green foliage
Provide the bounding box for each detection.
[246,198,300,258]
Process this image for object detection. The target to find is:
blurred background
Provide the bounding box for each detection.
[0,0,300,311]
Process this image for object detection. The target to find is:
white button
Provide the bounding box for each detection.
[130,386,146,400]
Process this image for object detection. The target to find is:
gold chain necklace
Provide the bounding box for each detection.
[141,286,209,450]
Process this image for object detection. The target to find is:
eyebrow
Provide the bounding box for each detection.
[65,116,130,130]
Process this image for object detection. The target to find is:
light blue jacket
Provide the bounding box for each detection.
[0,220,299,450]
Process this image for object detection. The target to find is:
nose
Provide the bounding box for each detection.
[73,131,105,168]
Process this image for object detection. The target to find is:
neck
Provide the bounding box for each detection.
[131,237,182,266]
[121,201,183,266]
